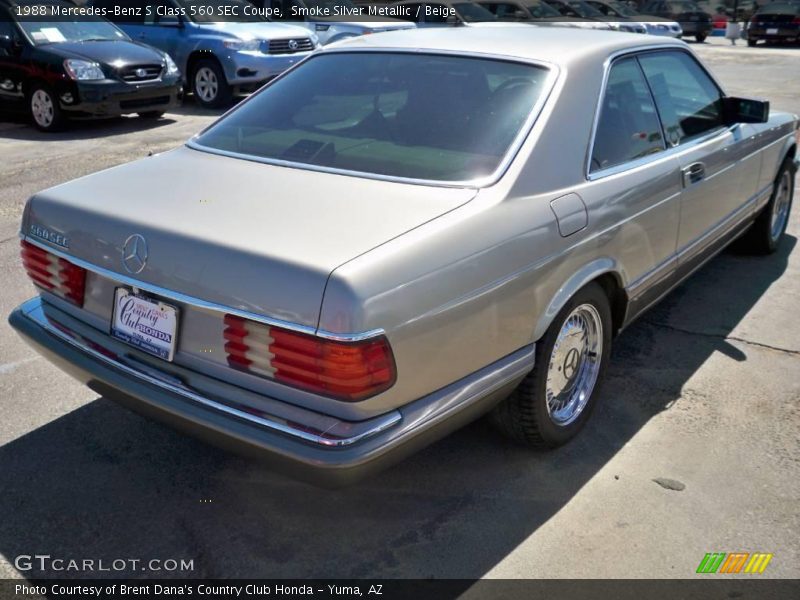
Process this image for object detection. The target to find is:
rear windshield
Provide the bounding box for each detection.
[17,18,127,45]
[193,52,550,183]
[756,3,800,14]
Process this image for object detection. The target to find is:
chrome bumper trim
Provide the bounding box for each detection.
[17,297,401,448]
[20,236,385,342]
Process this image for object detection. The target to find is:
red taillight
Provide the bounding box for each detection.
[21,240,86,306]
[223,314,396,401]
[793,16,800,24]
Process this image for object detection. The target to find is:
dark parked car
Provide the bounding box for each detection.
[640,0,712,41]
[0,0,182,131]
[747,1,800,46]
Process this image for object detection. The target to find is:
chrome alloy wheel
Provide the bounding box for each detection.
[31,89,54,129]
[770,169,792,242]
[545,304,603,426]
[195,67,219,103]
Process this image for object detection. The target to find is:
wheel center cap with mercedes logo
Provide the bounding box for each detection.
[122,234,148,274]
[562,347,581,381]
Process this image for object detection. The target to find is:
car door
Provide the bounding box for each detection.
[141,0,184,60]
[637,50,755,260]
[0,10,25,108]
[587,56,681,302]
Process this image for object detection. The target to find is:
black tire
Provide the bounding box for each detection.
[28,83,66,132]
[137,111,165,119]
[192,58,232,109]
[695,32,707,43]
[747,38,757,47]
[490,282,613,449]
[738,157,795,255]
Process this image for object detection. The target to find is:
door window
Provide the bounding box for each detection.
[590,57,665,173]
[638,50,724,147]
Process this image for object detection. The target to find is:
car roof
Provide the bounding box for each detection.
[326,25,685,68]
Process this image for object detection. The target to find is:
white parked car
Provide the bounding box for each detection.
[585,0,683,37]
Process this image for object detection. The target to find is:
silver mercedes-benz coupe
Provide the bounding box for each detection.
[10,27,798,486]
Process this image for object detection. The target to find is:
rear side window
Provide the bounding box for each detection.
[590,57,665,173]
[194,52,550,182]
[638,51,724,146]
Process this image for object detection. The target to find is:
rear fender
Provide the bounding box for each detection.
[532,257,625,342]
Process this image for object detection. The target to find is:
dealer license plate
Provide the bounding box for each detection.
[111,288,179,361]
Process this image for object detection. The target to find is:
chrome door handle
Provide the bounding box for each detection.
[682,162,705,187]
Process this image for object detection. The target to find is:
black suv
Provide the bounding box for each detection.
[640,0,712,41]
[0,0,182,131]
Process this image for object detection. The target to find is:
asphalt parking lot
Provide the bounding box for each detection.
[0,37,798,580]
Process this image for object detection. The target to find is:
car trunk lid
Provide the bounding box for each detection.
[25,146,477,329]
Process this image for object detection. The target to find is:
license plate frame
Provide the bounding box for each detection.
[766,28,779,34]
[111,288,179,361]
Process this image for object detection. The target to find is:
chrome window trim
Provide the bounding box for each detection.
[186,48,561,189]
[585,44,731,182]
[18,297,401,448]
[22,236,385,342]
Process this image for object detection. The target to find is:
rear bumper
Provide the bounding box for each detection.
[747,26,800,41]
[9,297,533,487]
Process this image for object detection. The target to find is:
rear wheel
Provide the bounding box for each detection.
[28,84,65,132]
[747,38,757,47]
[695,32,707,43]
[739,158,795,255]
[192,58,231,109]
[490,283,612,448]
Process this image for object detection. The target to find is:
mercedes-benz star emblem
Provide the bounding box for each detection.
[135,68,148,78]
[562,347,581,381]
[122,234,148,274]
[288,39,299,51]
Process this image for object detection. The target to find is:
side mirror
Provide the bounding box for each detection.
[159,15,183,28]
[723,96,769,124]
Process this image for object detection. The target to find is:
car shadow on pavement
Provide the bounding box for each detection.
[0,110,177,142]
[0,99,235,141]
[0,236,795,579]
